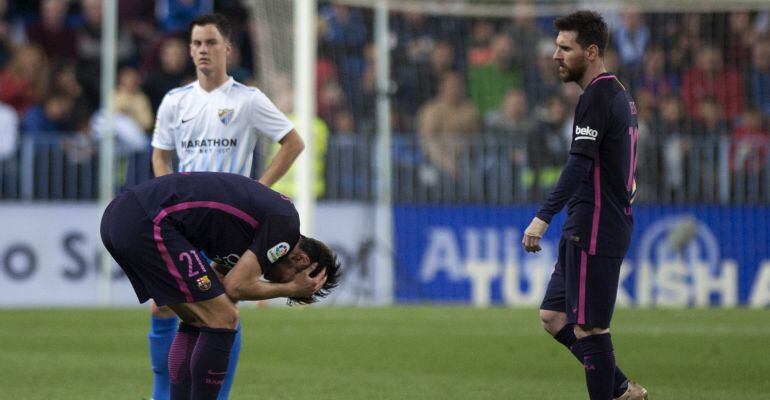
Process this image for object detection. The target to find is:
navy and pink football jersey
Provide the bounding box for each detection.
[563,73,638,257]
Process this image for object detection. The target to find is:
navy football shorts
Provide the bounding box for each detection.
[100,191,225,306]
[540,237,623,328]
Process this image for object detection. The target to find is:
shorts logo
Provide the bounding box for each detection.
[196,275,212,291]
[218,108,234,125]
[267,242,291,263]
[575,125,598,141]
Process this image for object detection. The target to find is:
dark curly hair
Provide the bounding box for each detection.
[554,10,609,56]
[287,235,342,306]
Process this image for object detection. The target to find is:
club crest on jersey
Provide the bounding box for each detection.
[196,275,212,291]
[218,108,234,125]
[267,242,291,264]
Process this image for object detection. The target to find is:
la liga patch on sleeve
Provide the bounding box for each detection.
[267,242,291,263]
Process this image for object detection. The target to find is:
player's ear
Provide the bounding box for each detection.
[586,43,599,62]
[296,249,311,268]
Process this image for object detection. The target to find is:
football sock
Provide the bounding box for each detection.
[190,327,237,400]
[169,323,200,400]
[216,322,242,400]
[150,315,179,400]
[554,324,628,398]
[575,333,616,400]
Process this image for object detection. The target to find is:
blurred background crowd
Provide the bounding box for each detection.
[0,0,768,204]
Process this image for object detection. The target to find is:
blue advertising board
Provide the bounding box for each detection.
[394,205,770,307]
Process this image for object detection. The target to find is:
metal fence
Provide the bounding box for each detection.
[1,133,768,204]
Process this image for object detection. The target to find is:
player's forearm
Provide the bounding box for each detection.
[259,130,305,187]
[537,153,593,223]
[151,149,174,177]
[226,279,296,301]
[222,250,295,301]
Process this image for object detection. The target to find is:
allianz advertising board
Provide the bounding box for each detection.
[394,205,770,308]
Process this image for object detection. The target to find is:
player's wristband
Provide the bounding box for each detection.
[524,217,549,238]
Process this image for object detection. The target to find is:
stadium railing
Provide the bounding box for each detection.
[1,133,768,204]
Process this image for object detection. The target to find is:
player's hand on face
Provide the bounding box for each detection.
[290,263,327,297]
[522,217,549,253]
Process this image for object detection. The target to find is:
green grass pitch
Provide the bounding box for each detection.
[1,307,768,399]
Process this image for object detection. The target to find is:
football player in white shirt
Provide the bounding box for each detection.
[147,14,305,400]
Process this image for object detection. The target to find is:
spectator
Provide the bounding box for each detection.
[118,0,157,43]
[112,66,154,131]
[725,11,756,75]
[331,110,356,136]
[750,32,770,117]
[484,89,538,195]
[693,97,730,143]
[636,45,678,98]
[142,35,192,111]
[731,107,770,173]
[26,0,77,62]
[468,19,496,66]
[681,44,745,121]
[613,7,649,81]
[76,0,137,108]
[692,97,730,201]
[49,60,83,100]
[661,13,701,78]
[318,5,368,124]
[270,87,329,198]
[656,95,690,200]
[20,91,74,135]
[0,44,49,115]
[468,33,522,116]
[317,79,349,130]
[394,40,456,131]
[391,11,440,66]
[531,95,571,198]
[156,0,213,33]
[524,39,562,109]
[417,71,480,181]
[0,0,24,68]
[484,88,536,139]
[505,0,545,65]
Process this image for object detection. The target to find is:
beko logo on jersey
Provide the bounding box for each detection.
[575,126,598,141]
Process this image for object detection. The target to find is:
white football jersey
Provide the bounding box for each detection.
[151,77,293,176]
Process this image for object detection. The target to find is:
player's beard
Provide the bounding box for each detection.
[558,60,587,83]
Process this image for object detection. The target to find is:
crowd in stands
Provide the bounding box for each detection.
[0,0,251,156]
[0,0,768,202]
[350,4,770,202]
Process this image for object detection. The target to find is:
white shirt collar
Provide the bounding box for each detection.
[194,76,234,96]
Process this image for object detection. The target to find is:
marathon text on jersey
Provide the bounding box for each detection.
[181,138,238,149]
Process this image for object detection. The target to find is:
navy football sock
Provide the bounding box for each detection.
[150,315,178,400]
[190,327,237,400]
[576,333,616,400]
[169,323,200,400]
[216,323,242,400]
[554,324,628,397]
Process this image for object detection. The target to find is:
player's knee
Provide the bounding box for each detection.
[151,303,176,318]
[209,302,239,330]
